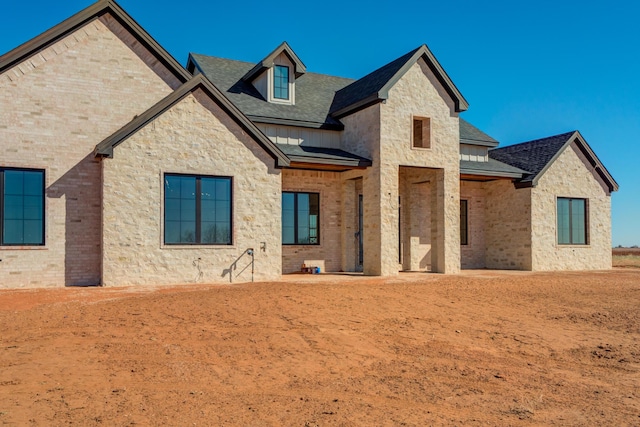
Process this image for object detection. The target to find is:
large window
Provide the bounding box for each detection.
[164,174,232,245]
[557,197,588,245]
[282,192,319,245]
[460,199,468,245]
[273,65,289,100]
[0,168,45,246]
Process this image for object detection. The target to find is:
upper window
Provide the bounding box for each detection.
[557,197,588,245]
[0,168,45,246]
[460,199,468,245]
[164,174,232,245]
[282,192,319,245]
[273,65,290,100]
[412,117,431,149]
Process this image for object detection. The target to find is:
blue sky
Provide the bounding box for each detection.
[2,0,638,246]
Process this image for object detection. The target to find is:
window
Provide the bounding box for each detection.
[0,168,45,246]
[557,197,588,245]
[282,192,319,245]
[460,199,468,245]
[164,174,232,245]
[412,116,431,148]
[273,65,289,100]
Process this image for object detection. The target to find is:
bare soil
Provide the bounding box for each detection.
[1,269,639,426]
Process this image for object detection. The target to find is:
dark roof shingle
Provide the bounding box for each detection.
[489,131,575,184]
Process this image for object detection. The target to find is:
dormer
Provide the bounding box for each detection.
[241,42,306,105]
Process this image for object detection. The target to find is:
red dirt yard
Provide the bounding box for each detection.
[1,269,639,426]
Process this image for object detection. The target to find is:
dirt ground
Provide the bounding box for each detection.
[1,269,639,426]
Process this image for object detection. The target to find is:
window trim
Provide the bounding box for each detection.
[460,199,469,246]
[0,167,46,247]
[282,191,320,246]
[163,173,233,246]
[556,197,589,246]
[412,116,431,149]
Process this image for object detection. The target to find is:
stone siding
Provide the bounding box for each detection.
[484,180,532,270]
[0,16,175,288]
[101,91,282,286]
[379,60,461,274]
[282,169,342,273]
[531,143,612,270]
[460,181,486,269]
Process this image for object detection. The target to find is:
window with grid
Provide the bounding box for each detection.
[273,65,290,100]
[164,174,232,245]
[0,168,45,246]
[282,192,319,245]
[557,197,588,245]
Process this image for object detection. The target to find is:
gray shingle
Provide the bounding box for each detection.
[189,54,352,129]
[460,158,529,178]
[460,119,499,147]
[275,143,372,168]
[489,131,575,184]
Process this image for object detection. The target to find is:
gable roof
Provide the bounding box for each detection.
[242,41,306,82]
[329,44,469,118]
[489,131,618,192]
[460,119,499,147]
[188,53,351,130]
[94,73,290,167]
[0,0,190,83]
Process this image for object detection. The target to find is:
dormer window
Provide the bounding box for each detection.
[274,65,290,100]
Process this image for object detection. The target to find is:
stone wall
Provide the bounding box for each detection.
[379,60,461,274]
[531,143,612,270]
[0,16,176,288]
[460,180,486,269]
[101,91,282,286]
[281,169,343,273]
[484,180,532,270]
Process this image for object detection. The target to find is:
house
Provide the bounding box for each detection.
[0,0,618,288]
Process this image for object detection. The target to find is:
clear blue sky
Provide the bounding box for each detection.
[2,0,638,246]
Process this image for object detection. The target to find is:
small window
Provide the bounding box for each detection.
[273,65,289,100]
[164,174,232,245]
[557,197,588,245]
[412,117,431,148]
[460,199,468,245]
[1,168,45,246]
[282,192,319,245]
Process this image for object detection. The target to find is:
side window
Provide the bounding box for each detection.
[412,116,431,149]
[164,174,232,245]
[460,199,468,245]
[282,192,319,245]
[557,197,588,245]
[0,168,45,246]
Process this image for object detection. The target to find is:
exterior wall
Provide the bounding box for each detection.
[256,123,341,149]
[0,15,176,288]
[460,180,486,269]
[101,91,282,286]
[379,60,461,274]
[281,169,342,273]
[400,167,433,271]
[484,180,532,270]
[531,143,612,270]
[460,144,489,162]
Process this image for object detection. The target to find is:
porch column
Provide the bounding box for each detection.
[431,168,460,273]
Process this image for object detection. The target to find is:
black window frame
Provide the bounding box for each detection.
[0,167,46,246]
[163,173,233,246]
[273,65,290,100]
[557,197,589,245]
[460,199,468,246]
[282,191,320,245]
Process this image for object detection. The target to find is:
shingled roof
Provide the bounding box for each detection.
[330,45,469,118]
[489,131,618,192]
[188,53,351,130]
